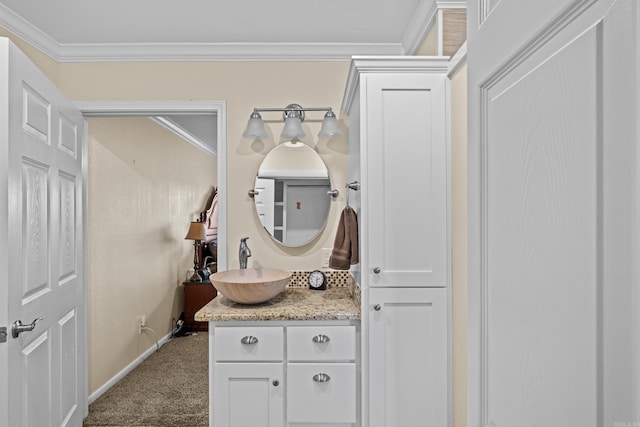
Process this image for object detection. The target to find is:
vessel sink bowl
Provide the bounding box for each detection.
[209,268,291,304]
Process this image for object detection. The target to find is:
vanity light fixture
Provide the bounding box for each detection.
[243,103,342,141]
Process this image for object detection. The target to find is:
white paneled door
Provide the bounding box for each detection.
[0,38,86,426]
[468,1,639,426]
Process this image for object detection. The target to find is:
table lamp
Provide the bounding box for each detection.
[185,221,206,281]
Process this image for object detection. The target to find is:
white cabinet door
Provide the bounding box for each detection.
[214,363,284,427]
[364,73,448,287]
[368,287,447,427]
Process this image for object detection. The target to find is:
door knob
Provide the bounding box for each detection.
[12,318,42,338]
[374,304,382,311]
[272,379,280,387]
[373,267,381,274]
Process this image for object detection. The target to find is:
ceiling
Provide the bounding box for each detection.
[0,0,443,61]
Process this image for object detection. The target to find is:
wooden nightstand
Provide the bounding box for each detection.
[183,281,217,332]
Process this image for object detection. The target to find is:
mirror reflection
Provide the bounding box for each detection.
[254,142,331,247]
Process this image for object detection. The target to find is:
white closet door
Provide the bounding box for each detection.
[467,0,639,426]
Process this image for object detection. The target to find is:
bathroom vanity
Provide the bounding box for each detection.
[196,285,361,427]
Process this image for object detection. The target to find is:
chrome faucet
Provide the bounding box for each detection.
[239,237,252,269]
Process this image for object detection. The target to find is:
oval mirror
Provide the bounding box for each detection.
[253,142,331,247]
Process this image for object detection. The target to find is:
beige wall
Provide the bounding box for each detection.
[0,31,59,83]
[450,62,468,427]
[57,61,350,271]
[86,117,216,393]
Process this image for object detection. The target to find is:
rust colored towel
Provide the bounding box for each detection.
[329,206,359,270]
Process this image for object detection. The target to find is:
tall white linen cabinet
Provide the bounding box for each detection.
[341,57,450,427]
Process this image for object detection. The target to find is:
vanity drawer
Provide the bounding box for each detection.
[214,326,284,361]
[287,325,356,361]
[287,363,356,423]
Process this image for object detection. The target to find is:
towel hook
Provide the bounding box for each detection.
[345,181,360,207]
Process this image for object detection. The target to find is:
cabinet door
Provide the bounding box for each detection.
[287,363,356,424]
[368,288,447,427]
[213,363,284,427]
[364,73,448,287]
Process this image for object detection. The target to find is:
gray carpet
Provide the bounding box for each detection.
[84,332,209,427]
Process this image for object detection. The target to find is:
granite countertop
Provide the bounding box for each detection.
[195,286,360,322]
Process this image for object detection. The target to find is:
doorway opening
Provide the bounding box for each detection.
[77,101,226,404]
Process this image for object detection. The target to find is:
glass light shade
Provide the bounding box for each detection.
[185,221,206,241]
[280,116,306,140]
[318,111,342,138]
[242,112,268,139]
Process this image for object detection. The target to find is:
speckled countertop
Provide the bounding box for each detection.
[195,286,360,322]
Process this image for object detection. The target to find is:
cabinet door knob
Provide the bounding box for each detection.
[240,335,259,345]
[272,379,280,387]
[373,267,381,274]
[312,373,331,383]
[312,334,330,344]
[374,304,382,311]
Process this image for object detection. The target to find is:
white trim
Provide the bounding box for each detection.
[0,3,59,59]
[402,0,439,55]
[635,0,640,418]
[0,1,439,62]
[87,332,173,404]
[75,100,228,272]
[54,42,404,62]
[435,0,468,8]
[150,116,217,158]
[342,56,450,114]
[447,41,467,77]
[80,118,89,418]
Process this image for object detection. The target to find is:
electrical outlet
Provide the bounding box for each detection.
[138,315,146,334]
[321,248,332,268]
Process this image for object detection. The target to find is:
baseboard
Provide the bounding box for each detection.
[88,331,173,404]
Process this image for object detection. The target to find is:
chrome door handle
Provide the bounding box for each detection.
[373,304,382,311]
[313,373,331,383]
[272,379,280,387]
[312,334,330,344]
[373,267,381,274]
[12,318,42,338]
[240,335,259,345]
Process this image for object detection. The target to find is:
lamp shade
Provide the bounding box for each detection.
[185,221,206,241]
[318,110,342,138]
[281,116,306,140]
[242,111,268,139]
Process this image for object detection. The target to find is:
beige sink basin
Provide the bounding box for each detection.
[209,268,291,304]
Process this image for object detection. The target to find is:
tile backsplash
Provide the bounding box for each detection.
[287,270,360,308]
[288,270,352,288]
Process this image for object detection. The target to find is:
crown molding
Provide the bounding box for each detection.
[402,0,439,55]
[55,42,405,62]
[0,3,59,59]
[341,56,451,113]
[0,2,407,62]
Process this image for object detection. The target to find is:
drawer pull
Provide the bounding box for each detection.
[312,334,330,344]
[312,373,331,383]
[240,335,259,345]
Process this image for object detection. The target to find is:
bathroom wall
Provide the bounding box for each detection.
[450,61,468,427]
[86,117,216,393]
[56,61,350,273]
